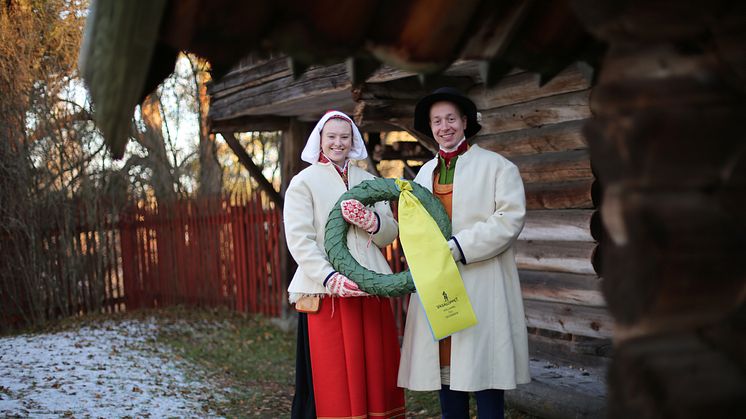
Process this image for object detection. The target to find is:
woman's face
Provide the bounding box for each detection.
[429,101,467,150]
[320,118,353,165]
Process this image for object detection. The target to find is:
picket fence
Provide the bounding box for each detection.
[119,194,409,332]
[1,194,409,334]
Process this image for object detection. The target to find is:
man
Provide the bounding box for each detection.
[398,87,530,418]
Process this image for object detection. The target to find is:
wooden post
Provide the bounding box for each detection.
[572,1,746,416]
[279,118,312,316]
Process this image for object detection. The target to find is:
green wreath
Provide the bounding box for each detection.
[324,178,451,297]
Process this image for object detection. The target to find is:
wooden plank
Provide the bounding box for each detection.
[469,64,591,110]
[520,209,597,242]
[479,90,591,136]
[525,178,598,210]
[516,240,598,275]
[511,149,592,184]
[474,119,587,158]
[519,269,605,307]
[524,299,614,339]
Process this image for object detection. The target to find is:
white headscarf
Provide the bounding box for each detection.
[300,110,368,164]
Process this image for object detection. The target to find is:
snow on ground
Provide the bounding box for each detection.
[0,319,223,418]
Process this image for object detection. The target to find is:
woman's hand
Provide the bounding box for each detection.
[324,272,369,297]
[340,199,378,233]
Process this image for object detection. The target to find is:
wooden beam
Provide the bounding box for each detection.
[524,178,599,210]
[278,119,311,306]
[468,64,591,110]
[515,240,598,275]
[474,119,587,158]
[478,90,592,136]
[519,269,605,307]
[211,115,290,133]
[519,209,599,242]
[524,299,614,339]
[220,132,283,206]
[511,149,592,184]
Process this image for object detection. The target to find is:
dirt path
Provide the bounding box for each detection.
[0,319,222,418]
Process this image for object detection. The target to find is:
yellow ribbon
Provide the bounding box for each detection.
[395,179,477,340]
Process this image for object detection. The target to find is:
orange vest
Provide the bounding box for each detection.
[434,172,453,367]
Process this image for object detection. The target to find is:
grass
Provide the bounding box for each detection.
[151,307,296,418]
[149,307,534,419]
[3,307,535,418]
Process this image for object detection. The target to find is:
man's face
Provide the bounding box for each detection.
[429,101,467,150]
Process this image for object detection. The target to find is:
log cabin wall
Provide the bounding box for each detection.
[467,64,610,369]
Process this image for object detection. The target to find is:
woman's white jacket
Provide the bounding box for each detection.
[284,162,398,302]
[398,144,531,391]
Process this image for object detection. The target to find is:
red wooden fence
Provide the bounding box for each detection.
[117,195,410,335]
[2,194,410,335]
[119,193,285,316]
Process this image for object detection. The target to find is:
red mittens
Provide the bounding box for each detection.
[324,272,369,297]
[340,199,378,233]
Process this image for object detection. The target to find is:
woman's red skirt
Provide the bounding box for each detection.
[307,296,405,418]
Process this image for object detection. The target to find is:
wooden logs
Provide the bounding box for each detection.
[571,2,746,415]
[586,43,746,328]
[516,240,598,275]
[525,178,599,210]
[520,209,600,242]
[523,300,613,339]
[209,62,355,121]
[476,120,587,158]
[511,149,592,184]
[520,269,604,307]
[469,65,591,110]
[478,90,592,135]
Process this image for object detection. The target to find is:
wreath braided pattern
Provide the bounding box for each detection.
[324,178,451,297]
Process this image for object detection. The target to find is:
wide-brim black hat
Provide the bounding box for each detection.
[413,87,481,140]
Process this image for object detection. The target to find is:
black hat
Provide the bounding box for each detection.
[413,87,481,139]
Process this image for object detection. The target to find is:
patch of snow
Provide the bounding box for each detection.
[0,320,223,418]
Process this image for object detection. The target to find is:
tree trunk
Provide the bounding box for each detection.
[137,94,178,203]
[191,56,222,197]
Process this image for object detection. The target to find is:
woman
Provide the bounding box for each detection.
[284,110,405,419]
